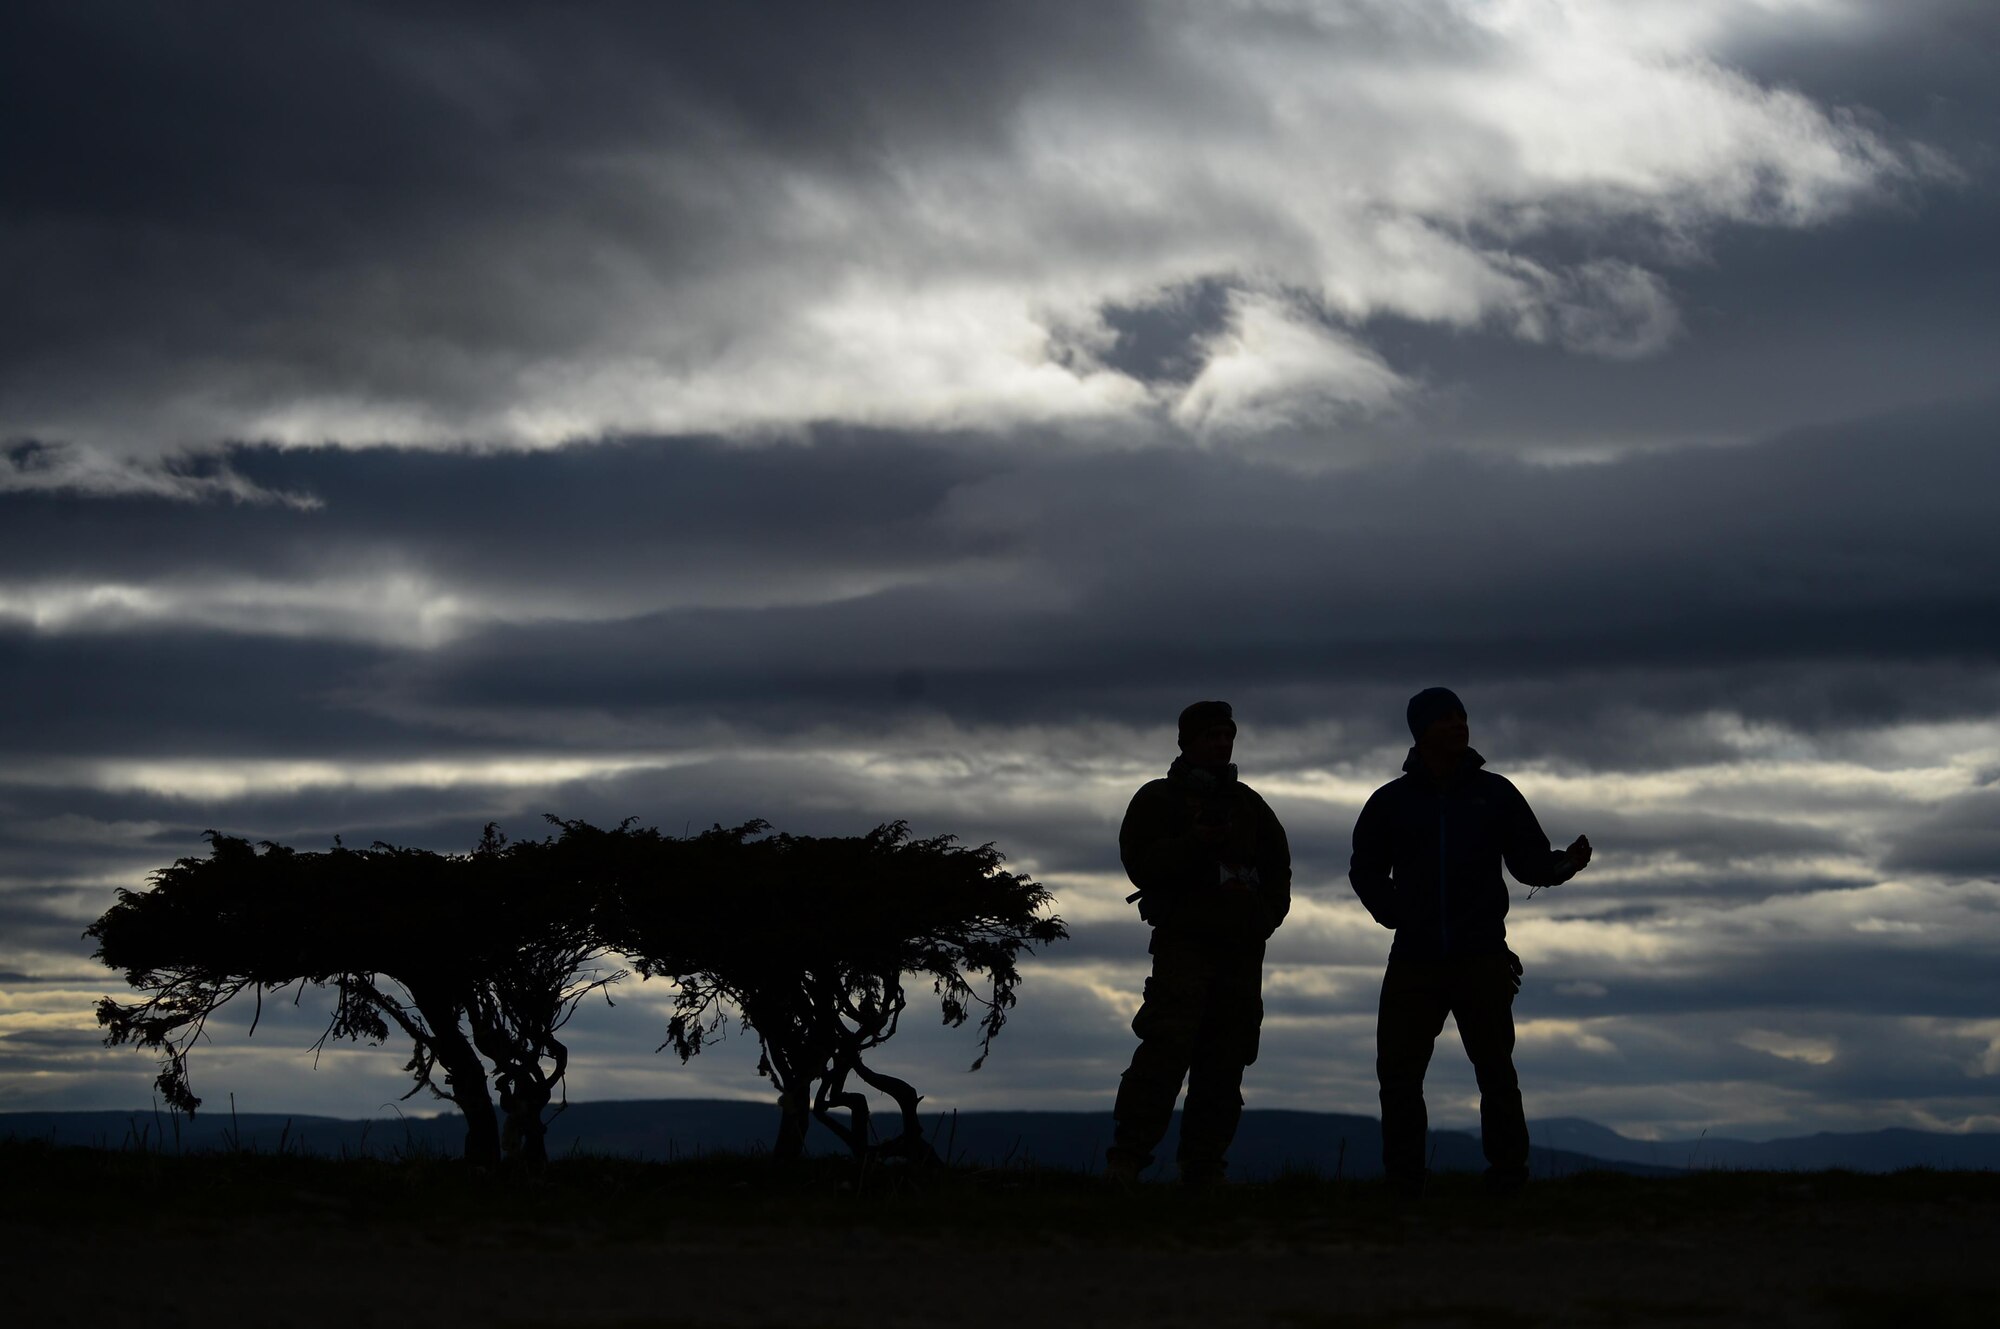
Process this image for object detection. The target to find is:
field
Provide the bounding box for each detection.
[6,1141,1995,1328]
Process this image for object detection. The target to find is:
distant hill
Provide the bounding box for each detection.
[1537,1116,2000,1172]
[8,1101,1996,1176]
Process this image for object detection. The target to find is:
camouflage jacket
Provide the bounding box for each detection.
[1119,757,1292,942]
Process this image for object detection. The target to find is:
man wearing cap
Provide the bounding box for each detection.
[1350,687,1592,1194]
[1107,700,1292,1186]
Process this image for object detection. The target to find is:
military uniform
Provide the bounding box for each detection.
[1108,755,1291,1183]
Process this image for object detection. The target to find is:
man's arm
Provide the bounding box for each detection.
[1497,778,1588,889]
[1248,789,1292,936]
[1119,782,1209,909]
[1348,788,1399,930]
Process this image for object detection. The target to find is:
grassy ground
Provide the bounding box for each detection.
[7,1140,1996,1327]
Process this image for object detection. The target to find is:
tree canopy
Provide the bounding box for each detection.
[90,827,622,1164]
[92,816,1065,1164]
[601,820,1067,1161]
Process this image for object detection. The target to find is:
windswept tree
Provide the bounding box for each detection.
[90,827,622,1164]
[453,821,628,1162]
[602,820,1067,1162]
[87,834,365,1116]
[321,830,624,1165]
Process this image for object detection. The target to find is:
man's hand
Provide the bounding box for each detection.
[1505,949,1524,995]
[1564,834,1592,873]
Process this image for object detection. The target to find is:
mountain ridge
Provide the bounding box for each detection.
[10,1100,1999,1175]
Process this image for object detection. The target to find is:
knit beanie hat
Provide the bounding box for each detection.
[1177,700,1236,748]
[1406,687,1466,741]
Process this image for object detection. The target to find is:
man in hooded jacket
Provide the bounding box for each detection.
[1107,700,1292,1185]
[1350,687,1592,1193]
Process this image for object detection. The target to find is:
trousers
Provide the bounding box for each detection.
[1376,951,1528,1182]
[1109,927,1265,1178]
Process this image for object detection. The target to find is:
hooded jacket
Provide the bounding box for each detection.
[1349,747,1574,961]
[1120,757,1291,942]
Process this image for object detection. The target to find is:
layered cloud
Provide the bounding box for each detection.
[5,2,1998,1141]
[6,397,2000,1134]
[8,398,1999,746]
[3,0,1944,465]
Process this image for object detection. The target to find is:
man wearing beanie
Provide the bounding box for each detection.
[1349,687,1592,1195]
[1107,700,1291,1186]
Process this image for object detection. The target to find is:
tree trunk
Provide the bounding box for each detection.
[853,1059,936,1163]
[453,1086,503,1164]
[441,1046,501,1163]
[471,1024,561,1166]
[812,1065,871,1161]
[500,1076,551,1164]
[409,988,501,1165]
[772,1088,812,1161]
[757,1034,817,1161]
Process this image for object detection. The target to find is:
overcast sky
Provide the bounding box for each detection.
[6,0,2000,1143]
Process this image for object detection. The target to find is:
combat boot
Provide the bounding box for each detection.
[1105,1146,1148,1187]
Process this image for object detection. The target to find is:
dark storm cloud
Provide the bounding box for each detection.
[4,0,1962,453]
[376,397,2000,749]
[0,434,1003,594]
[1526,936,2000,1021]
[7,1,2000,1132]
[0,627,415,758]
[1,0,1156,444]
[1540,872,1864,911]
[1227,1,2000,462]
[0,822,170,897]
[0,783,507,896]
[6,398,1999,767]
[1883,790,2000,880]
[1315,176,2000,461]
[1726,0,2000,159]
[1505,1009,1993,1135]
[0,885,107,956]
[0,1029,108,1058]
[3,0,1144,205]
[1522,810,1847,866]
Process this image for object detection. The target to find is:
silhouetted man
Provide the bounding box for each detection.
[1108,700,1291,1185]
[1349,687,1591,1194]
